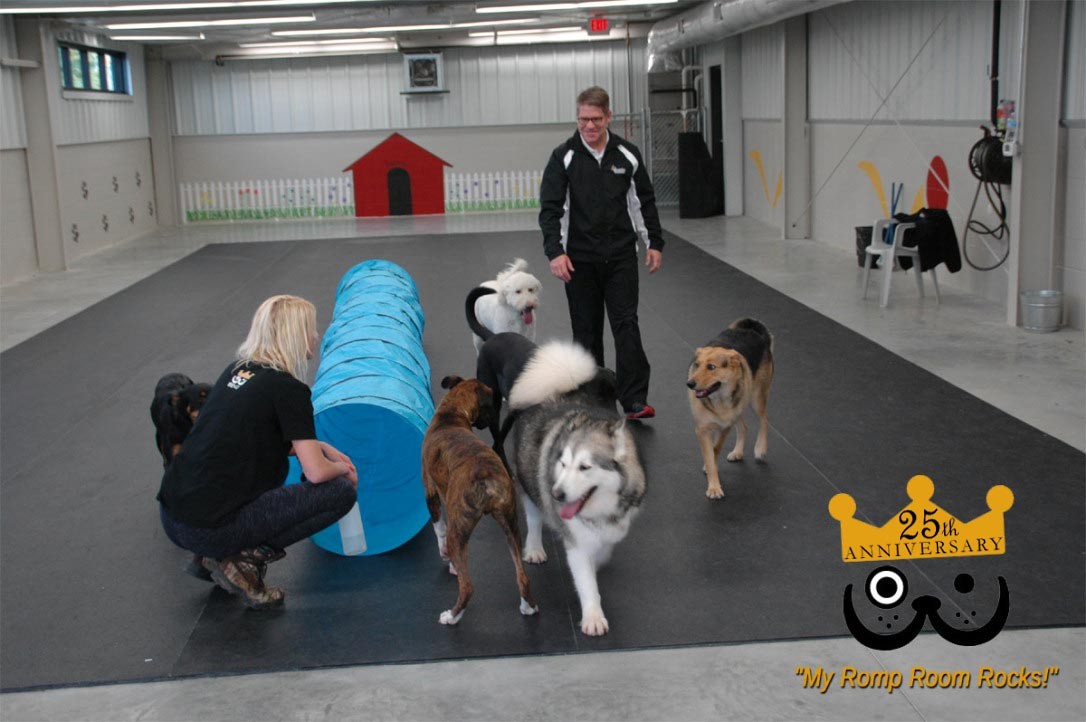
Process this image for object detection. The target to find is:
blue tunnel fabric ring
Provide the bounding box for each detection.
[286,259,433,556]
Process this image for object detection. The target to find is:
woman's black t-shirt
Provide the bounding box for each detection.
[157,361,316,528]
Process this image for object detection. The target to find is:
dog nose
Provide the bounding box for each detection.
[686,379,696,389]
[551,488,566,503]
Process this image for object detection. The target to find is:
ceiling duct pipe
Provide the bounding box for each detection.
[647,0,843,72]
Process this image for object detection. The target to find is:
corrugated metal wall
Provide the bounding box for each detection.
[740,23,782,120]
[809,0,992,122]
[1065,0,1085,122]
[49,28,150,145]
[171,40,647,136]
[1,17,27,150]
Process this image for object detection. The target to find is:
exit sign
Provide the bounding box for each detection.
[587,17,610,35]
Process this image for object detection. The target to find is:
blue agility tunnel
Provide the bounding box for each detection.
[286,260,433,556]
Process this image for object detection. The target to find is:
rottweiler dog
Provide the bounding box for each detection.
[150,373,212,467]
[421,375,539,626]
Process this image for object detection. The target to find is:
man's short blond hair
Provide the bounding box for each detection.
[576,86,610,112]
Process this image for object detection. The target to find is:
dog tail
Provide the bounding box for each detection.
[466,286,498,341]
[496,258,529,283]
[507,340,597,410]
[730,317,773,352]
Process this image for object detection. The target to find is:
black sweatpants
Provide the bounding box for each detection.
[564,253,650,411]
[160,478,356,560]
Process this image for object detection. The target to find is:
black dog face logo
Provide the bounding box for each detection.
[844,565,1009,650]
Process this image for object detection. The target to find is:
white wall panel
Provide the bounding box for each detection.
[170,40,646,135]
[49,28,150,145]
[1065,0,1085,122]
[0,149,37,285]
[1059,127,1085,329]
[809,1,992,121]
[1,17,27,149]
[741,23,783,120]
[56,138,156,262]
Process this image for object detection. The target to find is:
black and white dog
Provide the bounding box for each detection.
[465,286,538,465]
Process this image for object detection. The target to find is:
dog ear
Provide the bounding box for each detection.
[610,419,629,461]
[566,411,589,430]
[728,354,742,369]
[441,375,464,390]
[169,390,187,411]
[475,381,494,402]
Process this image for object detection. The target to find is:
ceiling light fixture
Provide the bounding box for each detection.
[223,41,398,59]
[468,26,580,37]
[105,14,314,30]
[0,1,369,14]
[493,30,598,44]
[476,0,676,13]
[270,18,538,37]
[107,33,207,40]
[239,37,391,48]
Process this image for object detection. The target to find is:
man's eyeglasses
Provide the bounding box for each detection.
[577,116,606,126]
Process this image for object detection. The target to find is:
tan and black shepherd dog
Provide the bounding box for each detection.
[421,375,539,626]
[686,318,774,500]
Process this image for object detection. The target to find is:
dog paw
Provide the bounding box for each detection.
[520,598,539,616]
[522,548,548,564]
[580,610,609,636]
[706,485,725,500]
[439,609,464,625]
[726,450,744,462]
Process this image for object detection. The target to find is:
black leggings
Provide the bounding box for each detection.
[160,478,356,560]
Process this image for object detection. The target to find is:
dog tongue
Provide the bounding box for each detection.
[522,309,534,325]
[559,497,585,520]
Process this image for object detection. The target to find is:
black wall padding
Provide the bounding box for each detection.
[678,132,722,218]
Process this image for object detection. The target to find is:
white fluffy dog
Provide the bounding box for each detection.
[471,258,541,354]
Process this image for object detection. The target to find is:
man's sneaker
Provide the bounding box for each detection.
[625,403,656,420]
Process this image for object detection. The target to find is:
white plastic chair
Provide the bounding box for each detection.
[861,219,941,308]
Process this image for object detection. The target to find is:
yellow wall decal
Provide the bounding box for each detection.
[750,150,783,209]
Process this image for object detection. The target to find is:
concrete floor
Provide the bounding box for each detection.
[1,210,1083,721]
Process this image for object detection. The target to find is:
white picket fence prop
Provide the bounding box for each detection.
[179,170,543,223]
[444,170,543,213]
[180,177,355,223]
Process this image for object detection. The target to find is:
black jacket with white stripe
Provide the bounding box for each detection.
[539,130,664,263]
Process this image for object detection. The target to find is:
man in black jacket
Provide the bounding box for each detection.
[539,86,664,420]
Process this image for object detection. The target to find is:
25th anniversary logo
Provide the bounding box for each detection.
[791,475,1060,694]
[828,475,1012,650]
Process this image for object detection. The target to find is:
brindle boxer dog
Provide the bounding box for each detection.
[421,375,539,626]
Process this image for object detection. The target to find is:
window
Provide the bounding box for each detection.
[58,43,129,94]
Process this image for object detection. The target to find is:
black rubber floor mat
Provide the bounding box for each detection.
[1,231,1081,690]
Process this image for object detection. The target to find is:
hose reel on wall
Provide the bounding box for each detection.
[962,126,1012,272]
[961,0,1013,272]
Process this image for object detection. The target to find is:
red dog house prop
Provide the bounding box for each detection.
[344,133,452,217]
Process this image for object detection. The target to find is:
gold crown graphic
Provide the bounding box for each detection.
[828,475,1013,563]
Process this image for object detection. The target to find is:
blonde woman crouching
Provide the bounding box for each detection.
[157,295,357,609]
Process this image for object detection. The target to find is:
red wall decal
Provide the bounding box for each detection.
[343,133,452,217]
[926,156,949,210]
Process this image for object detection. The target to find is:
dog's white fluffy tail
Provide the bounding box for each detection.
[496,258,529,284]
[508,340,597,410]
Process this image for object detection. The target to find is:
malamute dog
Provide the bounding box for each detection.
[470,258,541,354]
[509,341,646,636]
[686,318,774,500]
